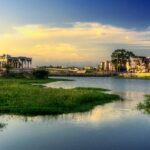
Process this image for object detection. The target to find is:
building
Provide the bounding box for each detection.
[126,56,150,73]
[98,61,115,72]
[0,54,32,69]
[98,62,105,71]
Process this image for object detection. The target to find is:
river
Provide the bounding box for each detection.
[0,77,150,150]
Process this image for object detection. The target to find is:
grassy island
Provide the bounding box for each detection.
[138,95,150,114]
[0,77,121,115]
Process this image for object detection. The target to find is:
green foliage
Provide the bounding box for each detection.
[138,95,150,114]
[3,64,12,74]
[111,49,135,72]
[75,87,109,91]
[2,72,32,79]
[33,69,49,79]
[0,78,121,115]
[86,69,96,74]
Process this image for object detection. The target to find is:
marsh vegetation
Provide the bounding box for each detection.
[0,77,121,115]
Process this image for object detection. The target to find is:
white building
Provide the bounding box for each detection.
[0,54,32,69]
[98,61,115,72]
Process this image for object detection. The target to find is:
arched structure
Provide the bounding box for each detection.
[0,54,32,69]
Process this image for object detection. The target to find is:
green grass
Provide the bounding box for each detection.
[138,95,150,114]
[75,87,109,91]
[0,78,121,115]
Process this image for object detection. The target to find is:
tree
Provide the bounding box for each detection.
[111,49,135,72]
[3,64,12,74]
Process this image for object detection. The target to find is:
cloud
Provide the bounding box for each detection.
[32,43,86,61]
[10,22,150,46]
[0,22,150,66]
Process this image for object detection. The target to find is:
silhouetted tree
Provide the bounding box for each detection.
[111,49,135,72]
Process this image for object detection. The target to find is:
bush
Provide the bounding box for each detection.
[33,69,49,79]
[2,72,32,79]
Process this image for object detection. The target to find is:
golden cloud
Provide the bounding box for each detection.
[0,22,150,66]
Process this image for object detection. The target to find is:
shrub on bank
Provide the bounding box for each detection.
[1,68,49,79]
[33,69,49,79]
[2,72,32,79]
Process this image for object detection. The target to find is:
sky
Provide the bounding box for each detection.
[0,0,150,66]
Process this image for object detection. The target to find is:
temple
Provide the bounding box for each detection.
[0,54,32,69]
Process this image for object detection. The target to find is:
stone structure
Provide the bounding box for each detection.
[126,56,150,73]
[0,54,32,69]
[98,61,115,72]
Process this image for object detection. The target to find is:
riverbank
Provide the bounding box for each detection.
[119,73,150,80]
[0,78,121,115]
[49,72,150,80]
[49,72,117,77]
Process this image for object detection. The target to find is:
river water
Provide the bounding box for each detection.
[0,77,150,150]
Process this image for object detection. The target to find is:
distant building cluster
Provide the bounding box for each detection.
[98,61,115,72]
[0,54,32,70]
[48,66,87,75]
[126,56,150,73]
[99,56,150,73]
[44,55,150,75]
[1,53,150,75]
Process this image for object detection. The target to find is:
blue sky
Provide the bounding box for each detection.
[1,0,150,28]
[0,0,150,66]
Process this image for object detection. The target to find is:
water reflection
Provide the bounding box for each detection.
[0,122,7,131]
[1,77,150,150]
[43,77,150,125]
[0,91,144,127]
[0,77,148,125]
